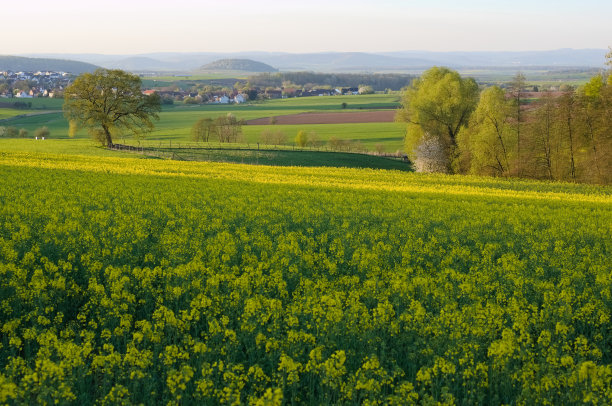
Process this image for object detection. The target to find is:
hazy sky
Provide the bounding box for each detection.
[6,0,611,54]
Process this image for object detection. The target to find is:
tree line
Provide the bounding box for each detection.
[247,72,414,91]
[398,52,612,184]
[0,126,50,139]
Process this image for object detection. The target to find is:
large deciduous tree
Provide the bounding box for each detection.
[397,67,478,172]
[457,86,514,176]
[63,69,161,146]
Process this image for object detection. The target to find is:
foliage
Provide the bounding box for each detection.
[214,114,244,143]
[398,67,479,172]
[514,77,612,184]
[248,72,414,91]
[192,115,245,144]
[34,126,50,139]
[458,86,514,176]
[0,152,610,404]
[398,67,611,183]
[307,131,321,148]
[191,118,216,143]
[295,130,308,147]
[63,69,161,146]
[259,129,287,146]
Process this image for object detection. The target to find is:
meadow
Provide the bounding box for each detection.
[0,94,405,154]
[0,151,610,404]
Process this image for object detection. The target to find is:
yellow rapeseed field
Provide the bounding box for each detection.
[0,151,610,404]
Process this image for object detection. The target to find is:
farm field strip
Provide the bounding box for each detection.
[1,151,609,203]
[245,110,396,125]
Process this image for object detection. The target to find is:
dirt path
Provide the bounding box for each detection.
[246,110,397,125]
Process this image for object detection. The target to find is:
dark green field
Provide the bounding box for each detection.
[134,145,411,170]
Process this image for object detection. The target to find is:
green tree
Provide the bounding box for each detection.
[397,67,478,172]
[528,92,559,180]
[215,113,243,143]
[556,93,578,180]
[191,118,216,142]
[295,130,308,148]
[459,86,513,176]
[308,131,321,148]
[6,127,18,138]
[573,75,612,184]
[63,68,161,147]
[34,126,50,139]
[18,128,28,138]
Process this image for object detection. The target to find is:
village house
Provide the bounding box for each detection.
[214,95,230,104]
[233,94,247,104]
[15,91,32,98]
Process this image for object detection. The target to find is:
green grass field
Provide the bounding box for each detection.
[0,97,64,110]
[0,108,26,120]
[0,94,405,153]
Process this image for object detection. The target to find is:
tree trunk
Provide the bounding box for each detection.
[567,116,576,180]
[102,124,113,147]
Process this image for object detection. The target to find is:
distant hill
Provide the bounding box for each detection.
[0,55,99,74]
[22,49,609,73]
[199,59,278,72]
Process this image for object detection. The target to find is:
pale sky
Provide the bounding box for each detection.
[5,0,611,54]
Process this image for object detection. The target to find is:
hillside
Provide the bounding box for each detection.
[199,58,278,72]
[0,55,99,73]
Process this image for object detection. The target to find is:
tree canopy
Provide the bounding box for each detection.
[458,86,514,176]
[397,67,479,172]
[63,69,161,146]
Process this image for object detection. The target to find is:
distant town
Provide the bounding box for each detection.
[149,86,367,106]
[0,70,373,106]
[0,70,74,99]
